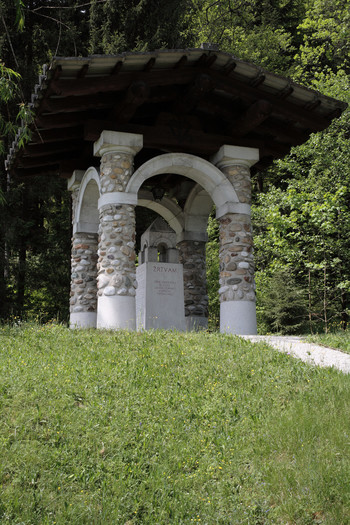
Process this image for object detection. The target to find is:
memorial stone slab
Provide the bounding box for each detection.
[136,262,185,330]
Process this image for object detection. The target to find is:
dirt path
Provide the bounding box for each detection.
[241,335,350,374]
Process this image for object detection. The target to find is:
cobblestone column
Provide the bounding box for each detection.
[94,131,142,329]
[178,236,208,330]
[68,171,99,328]
[70,232,98,325]
[212,145,259,335]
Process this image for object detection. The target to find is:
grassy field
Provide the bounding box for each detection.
[0,323,349,524]
[308,331,350,355]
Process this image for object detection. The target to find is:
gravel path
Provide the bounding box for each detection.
[241,335,350,374]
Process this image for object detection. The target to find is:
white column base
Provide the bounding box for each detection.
[185,316,208,331]
[97,295,136,330]
[220,300,257,335]
[70,312,97,329]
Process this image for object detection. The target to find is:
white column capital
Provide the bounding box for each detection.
[176,231,208,243]
[211,145,259,169]
[216,202,251,219]
[94,130,143,157]
[67,170,85,191]
[98,192,138,209]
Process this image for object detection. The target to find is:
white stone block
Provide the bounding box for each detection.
[94,130,143,157]
[136,262,185,331]
[211,145,259,168]
[220,300,257,335]
[97,295,136,330]
[70,312,97,329]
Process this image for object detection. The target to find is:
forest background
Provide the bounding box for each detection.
[1,0,350,334]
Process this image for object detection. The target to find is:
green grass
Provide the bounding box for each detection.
[308,331,350,355]
[0,323,350,524]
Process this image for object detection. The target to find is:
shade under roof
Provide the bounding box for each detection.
[6,48,347,179]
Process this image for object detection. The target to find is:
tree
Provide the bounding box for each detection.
[89,0,190,54]
[182,0,307,74]
[293,0,350,84]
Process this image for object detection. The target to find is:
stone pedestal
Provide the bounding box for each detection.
[136,262,185,330]
[136,217,185,331]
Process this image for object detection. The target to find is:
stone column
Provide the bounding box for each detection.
[68,171,99,328]
[94,131,142,330]
[70,232,98,327]
[212,145,259,335]
[177,233,208,331]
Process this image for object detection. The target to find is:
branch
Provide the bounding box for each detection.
[31,0,107,12]
[28,11,77,56]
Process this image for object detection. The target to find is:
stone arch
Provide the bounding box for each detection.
[126,153,239,209]
[69,166,100,328]
[137,190,184,234]
[183,184,213,235]
[75,167,100,234]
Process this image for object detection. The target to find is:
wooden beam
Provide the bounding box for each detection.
[23,139,84,157]
[11,166,60,179]
[41,93,115,114]
[205,54,218,68]
[17,150,79,168]
[144,57,156,71]
[59,159,93,178]
[77,64,89,79]
[84,119,292,158]
[36,112,89,129]
[250,73,265,88]
[196,94,240,122]
[221,61,236,76]
[210,70,331,131]
[257,119,309,145]
[111,60,123,75]
[155,112,203,131]
[173,73,215,114]
[174,55,187,68]
[30,126,83,144]
[52,65,62,81]
[195,53,208,67]
[229,99,272,136]
[48,65,334,132]
[50,68,196,97]
[278,84,294,99]
[113,81,150,123]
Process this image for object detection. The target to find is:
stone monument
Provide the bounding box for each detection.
[136,218,185,330]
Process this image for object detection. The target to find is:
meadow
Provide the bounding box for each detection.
[0,323,349,524]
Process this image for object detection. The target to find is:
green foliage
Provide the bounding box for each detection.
[309,330,350,354]
[183,0,307,74]
[293,0,350,83]
[1,325,350,523]
[253,55,350,333]
[89,0,190,54]
[258,268,308,334]
[0,62,21,156]
[206,212,219,330]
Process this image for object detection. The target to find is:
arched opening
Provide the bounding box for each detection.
[157,243,168,262]
[75,167,100,234]
[131,155,222,331]
[69,167,100,329]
